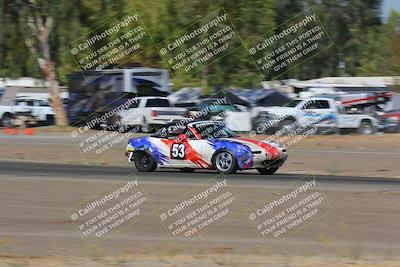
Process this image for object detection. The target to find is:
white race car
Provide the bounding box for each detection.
[125,121,287,174]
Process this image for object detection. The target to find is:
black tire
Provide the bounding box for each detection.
[117,124,129,133]
[278,119,295,134]
[1,113,13,127]
[133,151,157,172]
[212,150,238,174]
[257,167,279,175]
[384,124,400,133]
[357,121,376,135]
[107,115,126,132]
[115,119,129,133]
[180,168,195,173]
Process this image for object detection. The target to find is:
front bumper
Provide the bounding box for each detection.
[262,154,288,169]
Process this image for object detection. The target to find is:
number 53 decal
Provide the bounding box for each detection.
[171,143,186,159]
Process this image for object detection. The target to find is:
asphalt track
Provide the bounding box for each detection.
[1,160,399,184]
[1,160,399,258]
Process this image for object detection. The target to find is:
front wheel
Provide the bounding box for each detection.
[1,113,13,127]
[133,151,157,172]
[257,167,279,175]
[212,150,237,174]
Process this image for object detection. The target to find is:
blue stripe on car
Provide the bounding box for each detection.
[128,137,169,165]
[207,139,254,169]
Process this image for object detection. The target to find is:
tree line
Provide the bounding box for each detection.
[0,0,399,91]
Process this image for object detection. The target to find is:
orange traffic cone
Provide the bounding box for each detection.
[3,127,11,134]
[24,128,34,135]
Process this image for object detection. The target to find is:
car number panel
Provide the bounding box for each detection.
[170,143,186,160]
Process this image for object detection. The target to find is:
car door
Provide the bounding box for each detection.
[183,127,208,168]
[32,99,51,121]
[14,99,33,116]
[301,100,335,128]
[335,105,355,128]
[157,125,202,168]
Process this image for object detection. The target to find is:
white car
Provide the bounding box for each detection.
[118,97,187,132]
[0,97,54,126]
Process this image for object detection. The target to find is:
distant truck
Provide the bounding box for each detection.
[252,97,379,135]
[0,97,54,127]
[118,97,187,132]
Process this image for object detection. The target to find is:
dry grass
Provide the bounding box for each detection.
[1,254,399,267]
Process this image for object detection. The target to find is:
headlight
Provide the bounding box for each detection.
[126,144,134,152]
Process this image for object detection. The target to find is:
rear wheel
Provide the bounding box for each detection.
[212,150,237,174]
[257,167,279,175]
[357,121,376,135]
[133,151,157,172]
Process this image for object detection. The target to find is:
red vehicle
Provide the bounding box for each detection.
[381,110,400,133]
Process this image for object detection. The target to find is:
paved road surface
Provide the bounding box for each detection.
[0,160,399,259]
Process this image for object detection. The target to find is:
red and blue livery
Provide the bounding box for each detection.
[125,121,287,174]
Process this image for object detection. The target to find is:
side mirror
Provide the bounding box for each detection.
[178,134,187,142]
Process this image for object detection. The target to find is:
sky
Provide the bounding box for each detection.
[382,0,400,20]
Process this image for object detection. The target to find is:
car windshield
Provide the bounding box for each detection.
[151,123,186,139]
[283,99,302,107]
[145,98,170,107]
[194,123,238,139]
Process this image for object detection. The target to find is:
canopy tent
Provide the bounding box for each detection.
[168,87,201,105]
[230,88,292,107]
[208,90,252,107]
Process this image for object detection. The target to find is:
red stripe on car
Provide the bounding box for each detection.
[161,139,209,168]
[237,137,280,158]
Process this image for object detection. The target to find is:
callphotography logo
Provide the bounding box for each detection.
[67,176,153,244]
[247,176,332,247]
[70,94,144,163]
[68,8,152,81]
[147,89,236,136]
[158,176,244,240]
[158,8,244,82]
[248,97,336,173]
[247,8,333,80]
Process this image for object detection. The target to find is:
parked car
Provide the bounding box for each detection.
[0,97,54,127]
[125,121,287,174]
[380,110,400,133]
[186,98,238,120]
[118,97,187,132]
[252,97,379,135]
[187,99,252,132]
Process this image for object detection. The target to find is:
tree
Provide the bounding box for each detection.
[20,0,68,126]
